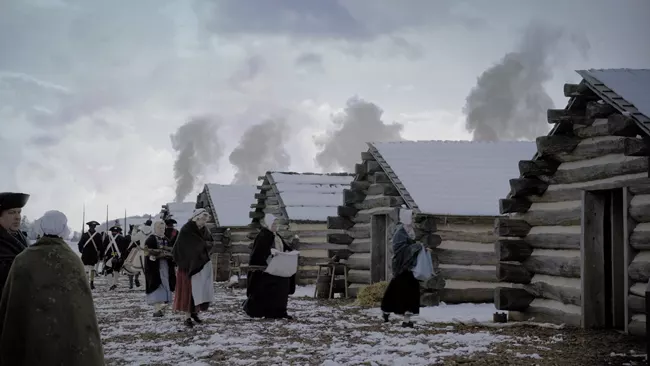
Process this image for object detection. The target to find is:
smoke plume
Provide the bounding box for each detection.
[229,118,291,184]
[315,97,403,171]
[171,116,223,202]
[463,22,590,141]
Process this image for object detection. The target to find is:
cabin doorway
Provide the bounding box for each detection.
[581,188,627,330]
[371,214,390,283]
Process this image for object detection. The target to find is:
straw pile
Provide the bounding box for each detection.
[354,281,388,307]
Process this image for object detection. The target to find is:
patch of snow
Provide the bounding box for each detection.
[370,140,536,216]
[291,285,316,298]
[205,184,257,227]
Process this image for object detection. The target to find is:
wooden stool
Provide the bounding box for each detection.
[314,263,349,299]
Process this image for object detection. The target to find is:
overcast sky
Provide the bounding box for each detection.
[1,0,649,230]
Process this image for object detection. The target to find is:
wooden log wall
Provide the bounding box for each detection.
[494,91,649,329]
[625,183,650,336]
[434,215,508,304]
[326,151,405,297]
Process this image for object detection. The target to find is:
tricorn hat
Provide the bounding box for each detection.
[86,220,100,226]
[165,218,177,226]
[144,219,153,226]
[0,192,30,213]
[109,226,122,233]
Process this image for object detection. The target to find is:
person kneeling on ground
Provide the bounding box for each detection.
[243,214,296,320]
[144,220,176,317]
[380,208,422,328]
[0,210,104,365]
[172,209,215,328]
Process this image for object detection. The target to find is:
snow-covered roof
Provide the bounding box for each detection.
[577,68,650,128]
[164,202,195,225]
[369,140,538,216]
[205,184,256,227]
[268,172,354,221]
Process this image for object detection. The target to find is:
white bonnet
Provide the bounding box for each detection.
[399,208,413,225]
[262,213,277,228]
[39,210,70,238]
[191,208,209,221]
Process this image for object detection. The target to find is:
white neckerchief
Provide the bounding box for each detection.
[273,234,284,251]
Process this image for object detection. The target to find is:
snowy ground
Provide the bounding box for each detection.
[94,275,646,366]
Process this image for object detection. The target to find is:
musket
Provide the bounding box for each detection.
[105,205,109,240]
[82,203,86,235]
[124,209,127,234]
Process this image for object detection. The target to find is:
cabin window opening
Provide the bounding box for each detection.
[581,188,626,330]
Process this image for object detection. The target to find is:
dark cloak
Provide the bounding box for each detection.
[381,224,422,315]
[0,227,28,292]
[0,236,104,365]
[77,230,104,266]
[165,227,179,246]
[144,235,176,294]
[391,224,422,277]
[243,227,296,319]
[172,220,210,277]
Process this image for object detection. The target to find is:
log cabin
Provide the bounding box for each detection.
[159,202,196,226]
[195,184,257,281]
[327,140,537,303]
[249,171,354,284]
[493,68,650,336]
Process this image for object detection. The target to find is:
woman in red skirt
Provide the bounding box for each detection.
[172,209,214,327]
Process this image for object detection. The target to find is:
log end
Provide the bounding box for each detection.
[499,198,532,214]
[536,135,580,156]
[623,137,650,157]
[509,178,549,198]
[494,287,535,311]
[497,262,532,284]
[327,216,355,230]
[496,239,533,262]
[494,218,532,238]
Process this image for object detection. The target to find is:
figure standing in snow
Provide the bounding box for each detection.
[77,220,105,290]
[0,192,30,292]
[164,218,179,245]
[172,209,214,327]
[144,220,176,317]
[103,225,129,291]
[124,224,143,289]
[0,210,104,365]
[381,209,423,328]
[243,214,296,319]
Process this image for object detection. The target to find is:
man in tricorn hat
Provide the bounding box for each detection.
[164,218,179,246]
[103,225,129,290]
[77,220,105,290]
[0,192,30,291]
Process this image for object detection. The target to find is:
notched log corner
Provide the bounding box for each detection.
[499,198,532,214]
[494,218,531,238]
[509,178,548,197]
[536,135,580,156]
[494,287,535,311]
[496,239,532,262]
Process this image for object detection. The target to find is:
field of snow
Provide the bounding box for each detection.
[91,276,647,365]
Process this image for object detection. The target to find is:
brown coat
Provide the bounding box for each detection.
[0,236,105,365]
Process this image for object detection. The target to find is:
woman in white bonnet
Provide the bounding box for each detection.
[0,210,104,365]
[243,213,296,319]
[143,220,176,318]
[172,208,214,328]
[380,208,423,328]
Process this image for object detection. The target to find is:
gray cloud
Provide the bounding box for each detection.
[229,118,291,185]
[295,52,323,67]
[463,22,590,141]
[315,97,403,172]
[171,116,224,203]
[229,54,264,87]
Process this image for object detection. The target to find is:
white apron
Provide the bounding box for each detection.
[191,261,214,305]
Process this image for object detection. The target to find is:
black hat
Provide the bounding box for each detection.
[0,193,29,213]
[144,219,153,226]
[165,218,177,226]
[109,226,122,232]
[86,221,100,226]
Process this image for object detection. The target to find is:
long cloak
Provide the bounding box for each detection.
[144,235,176,295]
[0,236,104,365]
[172,221,210,277]
[0,227,28,291]
[381,224,422,315]
[77,230,104,266]
[243,228,296,319]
